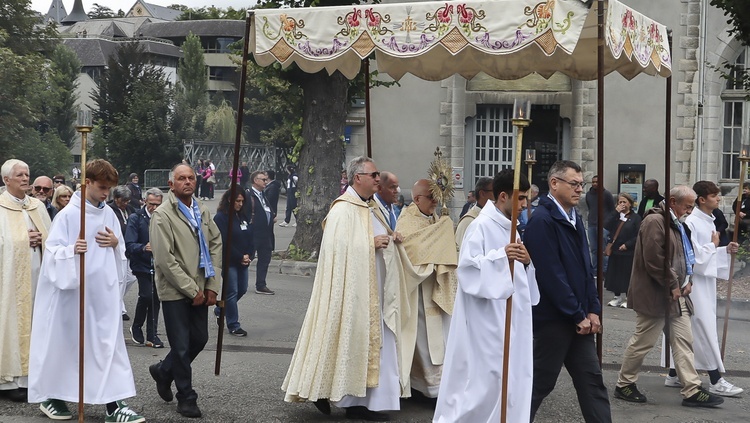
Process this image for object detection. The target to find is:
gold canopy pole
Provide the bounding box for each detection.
[75,110,92,423]
[501,100,531,423]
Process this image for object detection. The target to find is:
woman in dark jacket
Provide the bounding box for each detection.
[604,192,642,307]
[213,186,254,336]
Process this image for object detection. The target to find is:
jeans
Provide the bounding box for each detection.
[216,266,248,331]
[586,225,610,273]
[160,300,209,403]
[530,319,612,423]
[285,187,297,224]
[132,272,161,340]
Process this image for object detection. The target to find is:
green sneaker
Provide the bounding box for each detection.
[40,399,72,420]
[104,400,145,423]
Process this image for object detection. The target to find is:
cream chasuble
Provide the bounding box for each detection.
[455,205,480,248]
[28,192,135,404]
[0,192,50,388]
[395,203,457,397]
[283,188,403,403]
[434,204,539,423]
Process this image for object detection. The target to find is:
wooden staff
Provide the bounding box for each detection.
[501,110,530,423]
[662,31,673,370]
[76,118,91,423]
[216,11,253,375]
[595,0,605,363]
[722,158,748,358]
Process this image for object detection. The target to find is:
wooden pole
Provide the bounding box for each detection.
[663,30,673,369]
[722,159,747,358]
[215,11,252,376]
[364,58,372,158]
[526,163,533,220]
[501,116,529,423]
[596,0,605,364]
[77,128,89,423]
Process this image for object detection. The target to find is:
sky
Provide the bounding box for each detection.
[31,0,255,16]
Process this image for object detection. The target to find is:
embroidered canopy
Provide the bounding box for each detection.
[251,0,671,81]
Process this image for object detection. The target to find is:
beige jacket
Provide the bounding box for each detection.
[150,191,222,301]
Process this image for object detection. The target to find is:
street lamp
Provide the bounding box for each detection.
[525,148,536,219]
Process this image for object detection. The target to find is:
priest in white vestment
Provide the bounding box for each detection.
[0,160,51,403]
[662,181,743,397]
[29,160,144,422]
[434,169,538,423]
[395,179,458,399]
[283,157,405,422]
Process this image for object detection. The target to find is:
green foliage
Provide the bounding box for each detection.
[45,44,81,148]
[173,32,209,140]
[244,62,304,147]
[205,100,241,142]
[88,3,116,19]
[711,0,750,46]
[176,6,246,20]
[92,42,179,179]
[286,243,312,261]
[0,0,57,55]
[7,129,72,178]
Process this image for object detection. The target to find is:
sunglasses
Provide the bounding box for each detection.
[33,186,52,193]
[53,180,64,184]
[357,171,381,179]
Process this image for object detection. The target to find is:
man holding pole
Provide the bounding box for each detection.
[524,160,611,423]
[28,159,145,422]
[148,163,222,418]
[433,169,537,422]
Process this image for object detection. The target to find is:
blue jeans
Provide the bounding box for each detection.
[587,225,610,273]
[216,266,248,331]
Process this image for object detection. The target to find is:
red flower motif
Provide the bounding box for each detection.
[436,3,453,23]
[347,9,362,27]
[622,10,635,31]
[457,4,473,24]
[365,8,380,27]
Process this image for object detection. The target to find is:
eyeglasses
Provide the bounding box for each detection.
[53,180,64,184]
[553,177,586,190]
[256,177,268,182]
[357,171,380,179]
[33,186,52,193]
[416,194,435,201]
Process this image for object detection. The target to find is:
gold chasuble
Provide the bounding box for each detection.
[283,193,387,402]
[0,192,50,382]
[395,203,457,394]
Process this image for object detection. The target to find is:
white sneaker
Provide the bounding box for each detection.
[709,378,744,397]
[292,222,297,227]
[607,296,623,307]
[619,298,628,308]
[664,375,682,388]
[279,222,288,227]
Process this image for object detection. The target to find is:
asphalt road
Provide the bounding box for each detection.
[2,192,749,422]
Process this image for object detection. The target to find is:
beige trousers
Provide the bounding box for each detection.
[617,298,701,398]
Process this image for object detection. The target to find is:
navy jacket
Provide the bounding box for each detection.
[213,210,255,267]
[244,188,274,251]
[524,195,602,324]
[125,207,153,274]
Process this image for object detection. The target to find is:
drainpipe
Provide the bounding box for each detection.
[696,0,708,181]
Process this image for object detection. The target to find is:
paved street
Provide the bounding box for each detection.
[2,192,749,422]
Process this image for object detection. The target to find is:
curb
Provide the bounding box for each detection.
[249,258,317,277]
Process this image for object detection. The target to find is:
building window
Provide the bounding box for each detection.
[473,105,515,184]
[721,48,748,179]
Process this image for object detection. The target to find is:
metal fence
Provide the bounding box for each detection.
[144,169,171,190]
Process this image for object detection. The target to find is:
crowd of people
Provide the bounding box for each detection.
[0,155,746,422]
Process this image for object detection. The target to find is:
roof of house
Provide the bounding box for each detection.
[138,20,245,39]
[127,1,182,21]
[63,37,182,67]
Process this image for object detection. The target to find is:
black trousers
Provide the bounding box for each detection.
[255,242,272,290]
[160,299,209,403]
[530,319,612,423]
[284,187,297,223]
[132,272,160,339]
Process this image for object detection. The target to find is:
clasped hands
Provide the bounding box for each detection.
[193,289,218,307]
[504,239,530,265]
[73,227,118,254]
[576,313,602,335]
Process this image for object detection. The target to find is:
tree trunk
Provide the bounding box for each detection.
[290,70,349,255]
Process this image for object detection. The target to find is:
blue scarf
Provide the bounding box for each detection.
[177,199,215,278]
[673,216,695,276]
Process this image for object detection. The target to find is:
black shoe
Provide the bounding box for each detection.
[122,313,130,321]
[255,286,275,295]
[682,388,725,408]
[313,399,331,415]
[614,383,647,403]
[345,406,390,421]
[130,326,144,345]
[177,400,202,418]
[229,328,248,337]
[146,335,164,348]
[4,388,27,402]
[149,362,173,402]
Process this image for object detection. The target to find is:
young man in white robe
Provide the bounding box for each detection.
[662,181,743,397]
[28,159,145,422]
[434,169,539,423]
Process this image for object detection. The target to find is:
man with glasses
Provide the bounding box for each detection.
[31,176,56,220]
[284,156,403,421]
[246,171,275,295]
[52,175,65,188]
[396,179,457,401]
[455,176,494,246]
[525,160,612,423]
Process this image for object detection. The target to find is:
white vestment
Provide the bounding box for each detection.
[336,204,401,411]
[454,205,480,248]
[28,192,136,404]
[434,205,539,423]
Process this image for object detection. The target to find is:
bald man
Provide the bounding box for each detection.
[31,176,56,220]
[395,179,457,400]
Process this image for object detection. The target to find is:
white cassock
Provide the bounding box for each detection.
[28,192,136,404]
[434,204,539,423]
[335,202,400,411]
